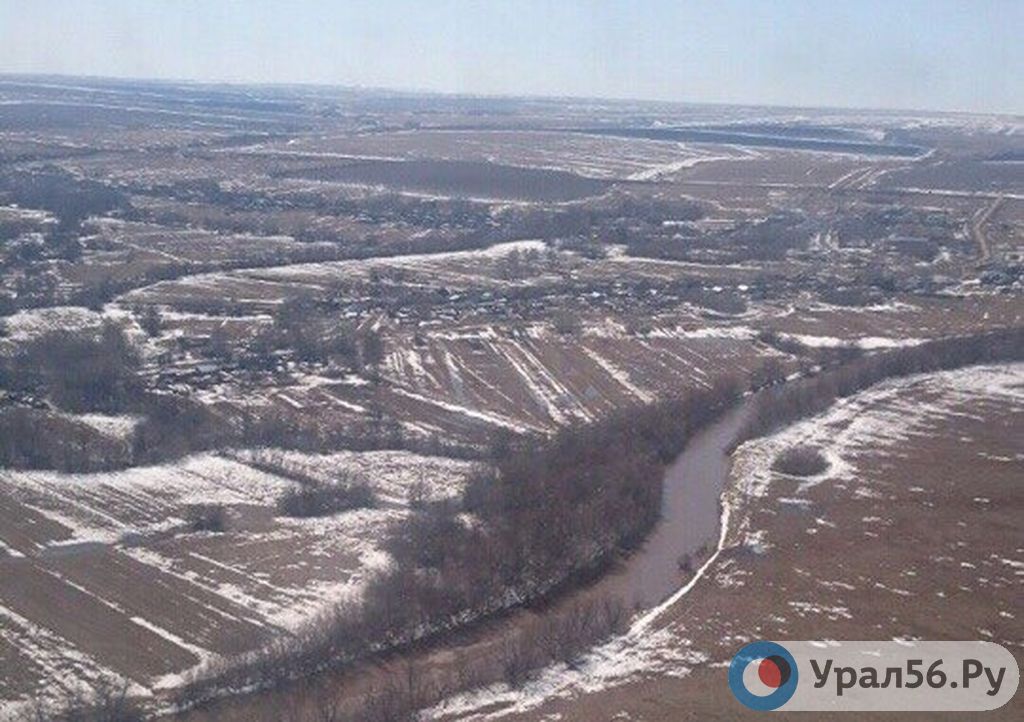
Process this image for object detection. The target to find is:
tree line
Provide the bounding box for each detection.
[170,375,745,713]
[20,328,1024,720]
[167,327,1024,719]
[0,324,229,471]
[734,326,1024,448]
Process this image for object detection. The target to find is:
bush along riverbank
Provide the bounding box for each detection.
[733,326,1024,447]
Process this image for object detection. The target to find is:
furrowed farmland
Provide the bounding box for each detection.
[0,77,1020,721]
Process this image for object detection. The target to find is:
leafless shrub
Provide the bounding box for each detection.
[624,317,653,336]
[772,446,829,477]
[361,680,415,722]
[186,504,227,533]
[309,685,343,722]
[450,649,487,696]
[599,596,629,635]
[541,597,628,668]
[136,305,162,337]
[32,677,145,722]
[277,481,376,518]
[553,309,582,335]
[497,596,626,688]
[756,328,805,356]
[406,474,430,510]
[499,633,538,688]
[749,357,786,391]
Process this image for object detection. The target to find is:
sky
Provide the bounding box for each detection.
[0,0,1021,114]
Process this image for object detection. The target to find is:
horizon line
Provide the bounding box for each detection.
[2,71,1020,121]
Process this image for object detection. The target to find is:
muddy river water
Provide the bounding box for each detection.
[599,400,752,610]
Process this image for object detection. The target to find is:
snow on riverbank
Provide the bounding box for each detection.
[428,628,707,721]
[428,362,1024,719]
[730,362,1024,502]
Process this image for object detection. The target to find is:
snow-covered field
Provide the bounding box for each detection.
[730,362,1024,502]
[0,449,476,711]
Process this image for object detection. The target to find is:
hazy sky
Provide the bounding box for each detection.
[1,1,1020,114]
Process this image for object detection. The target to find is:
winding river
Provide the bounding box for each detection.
[600,399,752,612]
[171,397,756,721]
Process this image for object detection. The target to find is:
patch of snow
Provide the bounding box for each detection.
[66,413,143,439]
[1,306,108,342]
[428,628,706,720]
[779,332,925,350]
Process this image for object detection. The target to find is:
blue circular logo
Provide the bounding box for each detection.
[729,641,799,711]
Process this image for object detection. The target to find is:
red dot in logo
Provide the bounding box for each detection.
[758,658,783,688]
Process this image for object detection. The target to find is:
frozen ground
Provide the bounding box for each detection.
[0,449,476,711]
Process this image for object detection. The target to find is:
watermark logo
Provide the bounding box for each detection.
[729,641,799,711]
[728,641,1018,712]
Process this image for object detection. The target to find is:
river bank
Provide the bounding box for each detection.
[154,329,1024,721]
[436,362,1024,721]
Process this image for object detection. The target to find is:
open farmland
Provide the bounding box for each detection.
[0,76,1021,719]
[0,450,477,710]
[474,363,1024,722]
[279,160,615,202]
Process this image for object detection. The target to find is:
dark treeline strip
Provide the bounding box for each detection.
[734,326,1024,448]
[273,595,629,722]
[0,319,474,472]
[0,323,230,471]
[172,375,745,711]
[276,480,377,518]
[3,322,142,414]
[570,127,926,157]
[26,597,629,722]
[0,407,136,472]
[0,381,477,473]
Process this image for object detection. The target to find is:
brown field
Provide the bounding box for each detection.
[0,78,1021,717]
[482,364,1023,721]
[280,159,616,202]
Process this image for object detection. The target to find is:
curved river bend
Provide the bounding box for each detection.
[172,397,755,721]
[599,400,752,610]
